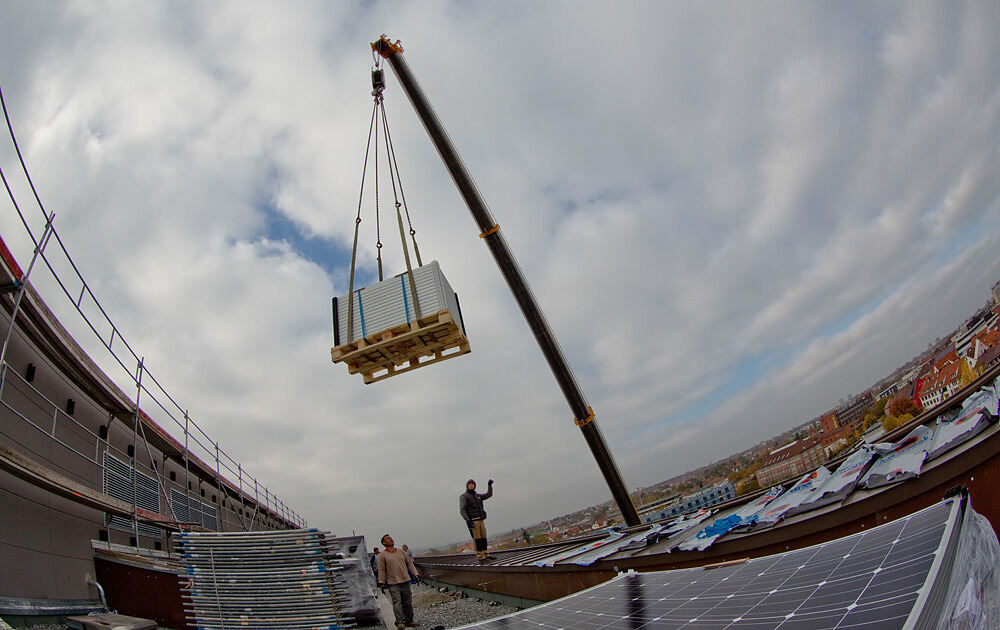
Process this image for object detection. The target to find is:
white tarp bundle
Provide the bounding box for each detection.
[659,509,714,539]
[787,446,877,516]
[565,525,664,566]
[647,510,716,553]
[676,486,783,552]
[927,406,993,461]
[750,467,832,528]
[960,384,998,417]
[860,425,934,489]
[533,530,626,567]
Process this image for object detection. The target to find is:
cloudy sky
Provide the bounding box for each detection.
[1,2,999,550]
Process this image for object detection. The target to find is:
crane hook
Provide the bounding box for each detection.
[371,67,385,97]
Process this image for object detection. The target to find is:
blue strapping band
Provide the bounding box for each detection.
[400,275,411,324]
[357,291,367,338]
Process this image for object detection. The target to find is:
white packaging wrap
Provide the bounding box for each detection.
[860,425,933,489]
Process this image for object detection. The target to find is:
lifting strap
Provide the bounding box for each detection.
[346,98,378,343]
[346,57,427,341]
[379,100,421,320]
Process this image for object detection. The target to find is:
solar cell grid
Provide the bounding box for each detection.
[460,500,956,629]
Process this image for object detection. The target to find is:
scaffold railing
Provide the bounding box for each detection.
[0,85,306,530]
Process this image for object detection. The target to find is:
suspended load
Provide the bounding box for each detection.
[330,54,469,383]
[331,261,469,383]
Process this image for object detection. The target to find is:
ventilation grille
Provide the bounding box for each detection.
[104,452,162,538]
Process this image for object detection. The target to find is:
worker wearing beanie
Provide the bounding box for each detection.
[459,478,494,562]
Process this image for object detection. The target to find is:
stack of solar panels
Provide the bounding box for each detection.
[457,493,1000,629]
[175,528,354,630]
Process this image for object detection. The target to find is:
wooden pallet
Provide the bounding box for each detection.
[330,309,471,384]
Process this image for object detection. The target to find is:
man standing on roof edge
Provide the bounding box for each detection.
[460,478,494,563]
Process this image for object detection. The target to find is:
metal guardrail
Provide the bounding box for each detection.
[0,86,305,530]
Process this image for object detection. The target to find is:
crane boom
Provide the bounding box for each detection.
[373,36,640,527]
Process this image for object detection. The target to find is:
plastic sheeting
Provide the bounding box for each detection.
[860,425,933,489]
[938,503,1000,629]
[928,407,993,461]
[533,531,626,567]
[676,486,783,552]
[749,466,832,528]
[961,383,999,416]
[324,534,380,622]
[658,509,714,539]
[788,446,876,516]
[563,525,663,566]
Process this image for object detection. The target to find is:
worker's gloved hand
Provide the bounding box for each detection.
[466,520,474,529]
[379,582,388,592]
[488,479,494,486]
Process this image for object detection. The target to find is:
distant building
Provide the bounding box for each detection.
[837,392,875,432]
[819,410,838,434]
[966,329,1000,365]
[816,392,875,456]
[919,351,964,409]
[952,311,998,357]
[876,366,922,401]
[992,279,1000,306]
[819,424,852,455]
[755,438,825,488]
[638,481,736,524]
[876,382,899,400]
[977,344,1000,371]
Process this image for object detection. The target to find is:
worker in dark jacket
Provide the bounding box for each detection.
[459,478,494,562]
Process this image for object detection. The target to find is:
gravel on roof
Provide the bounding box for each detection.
[366,582,519,629]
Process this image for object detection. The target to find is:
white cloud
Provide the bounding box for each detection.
[1,2,998,549]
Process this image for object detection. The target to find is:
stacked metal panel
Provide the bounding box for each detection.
[175,528,354,630]
[330,260,470,383]
[332,260,464,345]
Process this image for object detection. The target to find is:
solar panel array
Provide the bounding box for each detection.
[459,499,960,629]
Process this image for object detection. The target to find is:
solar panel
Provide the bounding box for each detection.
[458,498,965,629]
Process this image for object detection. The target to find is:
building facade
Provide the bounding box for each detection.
[639,482,736,524]
[756,438,825,488]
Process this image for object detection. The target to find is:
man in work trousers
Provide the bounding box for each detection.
[376,533,420,629]
[460,478,494,563]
